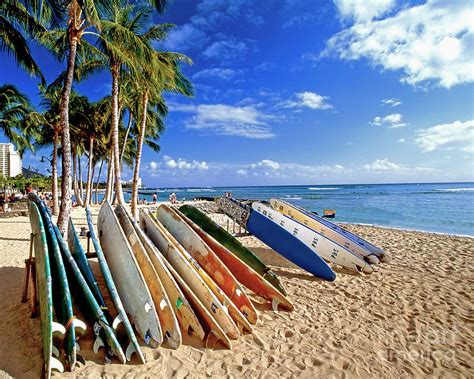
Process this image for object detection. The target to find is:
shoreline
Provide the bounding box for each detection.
[336,221,474,239]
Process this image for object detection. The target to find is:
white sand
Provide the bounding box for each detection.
[0,204,472,378]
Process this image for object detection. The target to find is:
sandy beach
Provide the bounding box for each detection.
[0,203,472,378]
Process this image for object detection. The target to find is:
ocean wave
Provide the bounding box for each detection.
[434,188,474,192]
[284,196,302,200]
[186,188,216,192]
[308,187,340,191]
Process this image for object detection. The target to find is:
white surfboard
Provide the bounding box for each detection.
[253,202,374,274]
[98,201,162,347]
[270,199,386,263]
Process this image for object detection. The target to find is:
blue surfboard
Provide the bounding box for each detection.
[247,206,336,281]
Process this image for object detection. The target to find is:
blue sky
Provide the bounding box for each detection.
[1,0,473,187]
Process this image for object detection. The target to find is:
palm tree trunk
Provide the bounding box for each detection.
[103,150,114,204]
[95,159,104,204]
[72,147,84,207]
[57,33,79,234]
[78,154,84,202]
[51,130,59,216]
[111,62,124,205]
[120,112,133,167]
[84,137,94,207]
[131,91,148,219]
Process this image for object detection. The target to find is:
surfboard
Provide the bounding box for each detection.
[217,197,336,281]
[270,199,387,263]
[161,253,232,350]
[192,201,287,296]
[157,205,257,328]
[139,209,240,340]
[85,208,145,363]
[253,202,373,274]
[132,212,205,342]
[51,219,125,363]
[29,194,83,371]
[98,201,162,348]
[115,204,181,349]
[179,205,294,312]
[248,203,336,281]
[27,200,64,378]
[68,218,113,323]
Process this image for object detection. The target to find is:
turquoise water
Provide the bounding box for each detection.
[123,182,474,236]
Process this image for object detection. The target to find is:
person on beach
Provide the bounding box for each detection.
[169,192,177,204]
[152,193,157,203]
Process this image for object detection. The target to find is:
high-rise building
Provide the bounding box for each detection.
[0,143,22,177]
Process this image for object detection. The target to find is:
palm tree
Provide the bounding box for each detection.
[28,87,62,215]
[49,0,172,234]
[84,97,109,206]
[0,84,35,156]
[0,0,57,82]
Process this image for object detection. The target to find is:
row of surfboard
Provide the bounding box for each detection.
[216,197,389,281]
[26,194,294,378]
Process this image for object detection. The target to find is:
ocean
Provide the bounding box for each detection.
[122,182,474,237]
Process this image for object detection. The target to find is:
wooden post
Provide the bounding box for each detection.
[21,233,34,303]
[30,263,38,318]
[86,231,90,256]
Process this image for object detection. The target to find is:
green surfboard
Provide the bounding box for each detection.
[29,194,79,370]
[178,205,287,296]
[27,200,64,378]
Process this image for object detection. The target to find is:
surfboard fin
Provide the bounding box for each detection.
[93,336,105,353]
[73,318,87,334]
[52,345,60,358]
[144,302,152,313]
[52,321,66,336]
[112,314,123,330]
[159,298,168,310]
[50,356,64,373]
[125,342,137,361]
[272,298,280,313]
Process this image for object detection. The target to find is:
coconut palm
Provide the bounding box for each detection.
[27,87,62,214]
[0,84,35,156]
[47,0,172,233]
[0,0,58,81]
[83,97,110,206]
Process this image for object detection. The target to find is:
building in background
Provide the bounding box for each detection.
[0,143,22,177]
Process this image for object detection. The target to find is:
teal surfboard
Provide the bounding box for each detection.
[52,221,126,363]
[27,199,64,378]
[85,207,145,363]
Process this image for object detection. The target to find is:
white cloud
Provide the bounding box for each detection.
[284,91,333,110]
[398,138,405,143]
[364,158,401,171]
[238,159,346,178]
[169,102,276,139]
[193,68,243,80]
[250,159,281,170]
[148,155,209,172]
[325,1,474,88]
[371,113,408,128]
[414,120,474,153]
[381,98,401,107]
[202,38,251,61]
[334,0,395,22]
